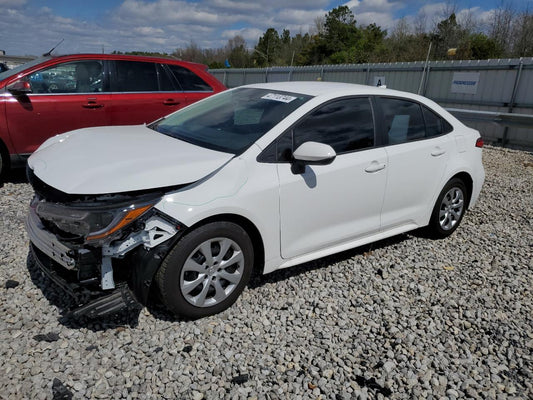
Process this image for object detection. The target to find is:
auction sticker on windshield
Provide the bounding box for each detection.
[261,93,297,103]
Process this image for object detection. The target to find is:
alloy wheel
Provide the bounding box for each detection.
[439,187,464,231]
[180,237,245,308]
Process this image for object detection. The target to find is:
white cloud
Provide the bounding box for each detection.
[356,11,397,29]
[0,0,26,6]
[276,8,329,25]
[133,26,165,35]
[221,27,265,43]
[0,0,515,57]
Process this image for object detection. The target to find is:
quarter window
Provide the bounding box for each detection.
[167,65,212,92]
[157,64,177,91]
[422,106,453,137]
[292,97,375,154]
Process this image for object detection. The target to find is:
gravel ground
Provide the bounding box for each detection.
[0,146,532,400]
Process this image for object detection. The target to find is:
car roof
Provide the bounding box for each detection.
[243,81,425,101]
[47,53,208,70]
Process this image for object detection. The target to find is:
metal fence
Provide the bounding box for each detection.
[210,58,533,151]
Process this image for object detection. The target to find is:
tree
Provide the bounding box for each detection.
[226,35,251,68]
[301,6,360,64]
[511,11,533,57]
[253,28,281,66]
[467,33,503,59]
[488,1,514,54]
[384,18,431,62]
[355,23,387,63]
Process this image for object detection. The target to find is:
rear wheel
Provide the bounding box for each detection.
[426,178,467,238]
[156,221,254,319]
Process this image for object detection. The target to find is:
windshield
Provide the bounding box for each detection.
[0,57,49,82]
[150,88,312,154]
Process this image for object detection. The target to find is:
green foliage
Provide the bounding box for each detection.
[253,28,281,66]
[467,33,503,59]
[299,6,387,65]
[153,3,532,68]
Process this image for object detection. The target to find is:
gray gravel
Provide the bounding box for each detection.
[1,146,532,399]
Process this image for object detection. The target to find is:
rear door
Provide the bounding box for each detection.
[5,59,111,155]
[377,97,453,229]
[108,60,186,125]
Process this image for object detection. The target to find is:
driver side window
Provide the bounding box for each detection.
[277,97,375,161]
[28,61,104,94]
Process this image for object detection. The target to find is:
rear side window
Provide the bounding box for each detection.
[422,106,453,137]
[111,61,159,92]
[157,64,177,91]
[167,65,212,92]
[379,98,425,145]
[292,97,375,155]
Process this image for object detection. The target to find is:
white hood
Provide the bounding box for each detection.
[28,125,234,194]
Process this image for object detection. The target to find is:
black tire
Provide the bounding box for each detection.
[426,178,468,239]
[156,221,254,319]
[0,145,9,183]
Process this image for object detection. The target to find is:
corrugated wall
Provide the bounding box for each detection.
[210,58,533,150]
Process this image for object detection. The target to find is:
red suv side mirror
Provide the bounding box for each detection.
[7,80,32,95]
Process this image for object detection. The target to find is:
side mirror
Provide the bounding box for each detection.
[291,142,336,174]
[7,80,32,95]
[293,141,336,165]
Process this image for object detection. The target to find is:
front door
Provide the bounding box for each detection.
[5,60,111,155]
[277,97,387,259]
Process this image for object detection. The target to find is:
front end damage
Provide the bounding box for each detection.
[25,170,186,318]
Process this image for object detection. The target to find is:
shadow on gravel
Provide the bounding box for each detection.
[24,233,412,327]
[26,252,141,331]
[248,233,411,289]
[2,167,28,185]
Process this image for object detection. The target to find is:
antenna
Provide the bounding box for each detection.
[43,39,64,57]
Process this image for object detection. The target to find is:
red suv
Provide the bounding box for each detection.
[0,54,225,178]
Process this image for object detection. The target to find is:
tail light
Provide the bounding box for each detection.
[475,137,483,148]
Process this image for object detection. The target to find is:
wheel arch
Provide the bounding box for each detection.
[183,213,265,276]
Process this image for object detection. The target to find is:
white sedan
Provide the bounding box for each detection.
[25,82,485,319]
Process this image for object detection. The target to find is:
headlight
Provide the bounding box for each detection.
[35,200,154,242]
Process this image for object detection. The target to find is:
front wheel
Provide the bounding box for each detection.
[156,221,254,319]
[426,178,467,238]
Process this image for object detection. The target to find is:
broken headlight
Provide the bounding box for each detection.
[34,198,155,242]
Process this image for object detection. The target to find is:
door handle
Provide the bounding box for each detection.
[365,161,386,173]
[163,99,180,106]
[431,147,446,157]
[82,99,104,109]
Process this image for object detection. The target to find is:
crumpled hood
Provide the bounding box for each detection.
[28,125,234,194]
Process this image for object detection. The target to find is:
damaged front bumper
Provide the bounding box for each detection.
[25,201,184,318]
[30,244,139,318]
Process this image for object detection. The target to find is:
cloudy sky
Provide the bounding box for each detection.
[1,0,530,56]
